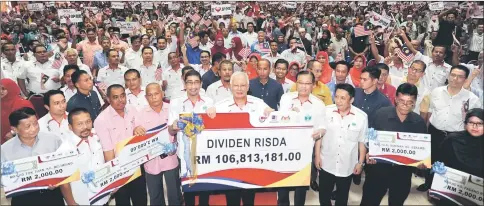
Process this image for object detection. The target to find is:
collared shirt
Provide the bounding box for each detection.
[186,44,202,64]
[329,37,348,59]
[62,86,104,104]
[280,48,307,66]
[1,57,26,83]
[126,88,148,111]
[262,53,282,68]
[162,66,184,100]
[321,105,368,177]
[378,83,396,106]
[169,94,214,123]
[461,63,483,103]
[135,103,178,174]
[422,86,482,132]
[94,105,138,152]
[249,78,284,110]
[206,80,232,103]
[155,48,171,70]
[373,106,427,136]
[19,60,62,94]
[378,55,409,79]
[290,81,333,106]
[413,52,451,91]
[1,132,63,162]
[93,50,109,70]
[279,92,326,131]
[391,76,429,114]
[97,65,129,87]
[469,32,483,53]
[244,32,258,47]
[353,88,392,128]
[277,78,295,93]
[124,47,143,70]
[191,64,212,77]
[215,95,269,113]
[136,62,163,88]
[198,42,214,54]
[67,90,103,121]
[76,39,102,68]
[201,69,220,90]
[326,76,355,101]
[38,112,70,138]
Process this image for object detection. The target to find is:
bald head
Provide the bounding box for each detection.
[146,83,162,93]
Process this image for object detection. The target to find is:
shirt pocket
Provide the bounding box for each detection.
[347,126,361,142]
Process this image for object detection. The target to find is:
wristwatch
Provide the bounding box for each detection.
[357,161,366,167]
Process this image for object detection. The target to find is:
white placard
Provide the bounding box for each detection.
[111,2,124,10]
[141,2,153,10]
[444,2,459,9]
[470,6,483,19]
[282,2,297,9]
[45,2,55,8]
[168,3,180,11]
[84,7,99,13]
[429,2,444,11]
[387,2,397,5]
[359,1,369,7]
[430,167,483,205]
[58,9,83,23]
[118,21,140,34]
[369,11,392,28]
[27,3,44,11]
[211,4,232,16]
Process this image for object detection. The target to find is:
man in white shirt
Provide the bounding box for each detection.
[61,108,107,205]
[206,60,234,103]
[136,47,163,88]
[273,59,294,93]
[390,60,429,114]
[316,83,367,205]
[262,40,282,70]
[61,48,92,78]
[198,31,214,54]
[281,38,307,68]
[181,47,212,77]
[124,35,143,70]
[124,69,148,110]
[277,70,326,206]
[162,52,185,100]
[244,22,258,47]
[97,49,129,89]
[168,69,213,206]
[38,90,69,138]
[206,71,274,206]
[1,42,27,88]
[155,37,171,70]
[18,45,62,95]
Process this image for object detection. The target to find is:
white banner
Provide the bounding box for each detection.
[444,2,459,9]
[27,3,44,11]
[85,124,174,205]
[430,167,483,205]
[1,149,81,198]
[369,131,431,168]
[359,1,369,7]
[168,3,180,11]
[178,112,314,192]
[369,11,392,28]
[45,2,55,8]
[118,21,140,34]
[283,2,297,9]
[429,2,445,11]
[58,9,83,23]
[84,7,99,13]
[111,2,124,10]
[141,2,153,10]
[211,4,232,16]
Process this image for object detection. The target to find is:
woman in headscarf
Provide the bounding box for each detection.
[316,51,333,84]
[229,37,245,72]
[1,79,36,144]
[318,29,332,52]
[349,55,367,87]
[211,33,230,56]
[286,61,301,82]
[245,53,260,80]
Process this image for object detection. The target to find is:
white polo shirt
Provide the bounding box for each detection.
[279,92,326,131]
[1,57,26,83]
[215,95,269,113]
[97,65,129,87]
[390,76,430,114]
[320,105,367,177]
[38,112,70,138]
[162,66,184,100]
[280,49,307,66]
[168,94,214,124]
[154,48,171,70]
[206,80,232,103]
[135,63,163,88]
[19,60,62,94]
[427,86,482,131]
[126,88,149,111]
[58,130,107,206]
[124,47,143,70]
[461,63,483,103]
[413,52,451,91]
[278,78,294,93]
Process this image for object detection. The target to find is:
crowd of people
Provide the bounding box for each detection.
[1,1,483,206]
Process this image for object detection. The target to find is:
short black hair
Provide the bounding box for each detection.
[362,66,381,79]
[247,22,254,27]
[296,70,316,84]
[432,45,447,53]
[396,83,418,100]
[63,64,80,76]
[334,61,350,72]
[181,66,195,78]
[212,52,226,64]
[67,107,90,125]
[141,46,153,54]
[200,50,210,57]
[184,69,202,82]
[106,84,125,97]
[274,59,289,70]
[43,90,65,106]
[1,40,14,51]
[107,48,118,57]
[450,65,470,79]
[269,40,278,45]
[411,60,427,72]
[374,63,389,71]
[33,45,46,53]
[198,31,208,38]
[335,83,355,98]
[71,70,89,86]
[9,107,37,127]
[157,36,167,42]
[124,69,141,78]
[86,28,96,34]
[130,35,141,43]
[307,60,318,70]
[28,39,39,47]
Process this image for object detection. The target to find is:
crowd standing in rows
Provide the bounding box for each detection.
[1,1,483,206]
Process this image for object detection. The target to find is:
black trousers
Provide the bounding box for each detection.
[11,188,65,206]
[277,187,307,206]
[225,189,255,206]
[184,192,210,206]
[114,166,148,206]
[319,169,352,206]
[311,144,317,181]
[360,164,414,206]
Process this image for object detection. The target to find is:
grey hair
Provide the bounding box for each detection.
[230,71,249,86]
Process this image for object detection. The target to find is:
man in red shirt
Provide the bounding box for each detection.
[375,63,396,105]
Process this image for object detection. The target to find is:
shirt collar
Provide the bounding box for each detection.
[109,105,128,117]
[387,107,419,123]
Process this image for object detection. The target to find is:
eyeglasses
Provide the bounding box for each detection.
[409,67,424,73]
[467,121,483,128]
[450,73,466,79]
[297,82,314,86]
[395,99,415,107]
[185,81,201,86]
